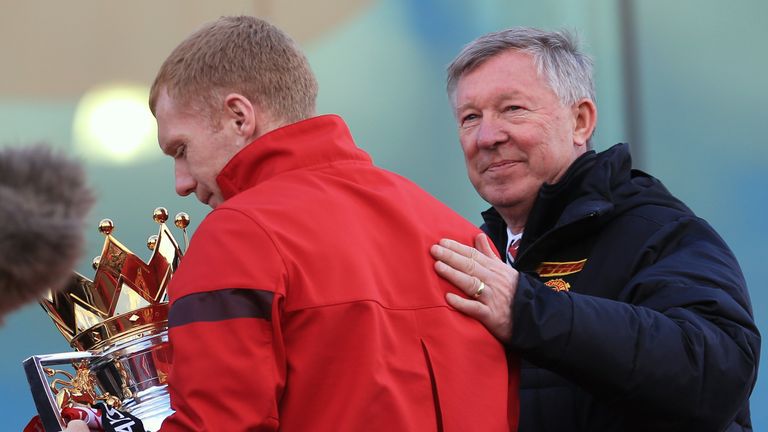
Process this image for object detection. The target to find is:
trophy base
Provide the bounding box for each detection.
[24,328,174,432]
[122,385,174,432]
[91,330,174,431]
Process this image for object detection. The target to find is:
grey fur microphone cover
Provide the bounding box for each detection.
[0,145,94,321]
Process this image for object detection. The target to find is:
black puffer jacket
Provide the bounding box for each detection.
[481,144,760,432]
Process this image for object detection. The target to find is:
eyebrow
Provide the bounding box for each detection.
[456,91,528,113]
[159,137,182,156]
[455,102,474,113]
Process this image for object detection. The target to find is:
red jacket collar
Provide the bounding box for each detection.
[217,114,371,200]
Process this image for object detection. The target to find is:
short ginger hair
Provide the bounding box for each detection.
[149,15,318,124]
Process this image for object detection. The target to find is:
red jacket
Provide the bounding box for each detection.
[161,115,518,431]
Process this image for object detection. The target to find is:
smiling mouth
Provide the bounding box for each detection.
[484,160,519,172]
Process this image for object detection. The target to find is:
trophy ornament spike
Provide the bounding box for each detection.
[174,212,190,252]
[42,209,186,350]
[28,207,191,430]
[97,219,114,236]
[147,235,158,251]
[173,212,189,230]
[152,207,169,224]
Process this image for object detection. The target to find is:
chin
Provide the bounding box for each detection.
[480,188,526,209]
[207,196,221,209]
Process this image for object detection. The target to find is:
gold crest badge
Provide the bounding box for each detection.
[544,278,571,292]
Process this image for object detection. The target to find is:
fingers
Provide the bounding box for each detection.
[446,292,488,320]
[430,235,507,289]
[433,235,516,345]
[431,243,475,277]
[62,420,90,432]
[475,233,498,259]
[436,236,503,269]
[430,234,513,301]
[431,243,493,283]
[434,259,484,298]
[472,280,486,299]
[466,252,476,274]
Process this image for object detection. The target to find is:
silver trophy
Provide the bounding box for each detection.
[24,208,189,432]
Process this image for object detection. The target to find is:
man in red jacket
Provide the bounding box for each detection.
[135,15,516,432]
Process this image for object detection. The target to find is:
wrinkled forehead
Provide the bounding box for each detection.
[451,49,541,95]
[451,50,546,104]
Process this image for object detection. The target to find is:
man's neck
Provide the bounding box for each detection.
[496,204,530,234]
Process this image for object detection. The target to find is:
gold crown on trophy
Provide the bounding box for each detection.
[40,207,190,352]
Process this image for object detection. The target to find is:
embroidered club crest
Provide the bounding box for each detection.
[544,278,571,292]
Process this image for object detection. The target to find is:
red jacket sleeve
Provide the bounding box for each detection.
[159,209,288,431]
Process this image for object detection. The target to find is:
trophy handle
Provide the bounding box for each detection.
[24,351,93,432]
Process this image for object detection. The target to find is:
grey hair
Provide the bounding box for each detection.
[446,27,595,109]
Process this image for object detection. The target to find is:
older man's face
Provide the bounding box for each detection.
[453,49,588,213]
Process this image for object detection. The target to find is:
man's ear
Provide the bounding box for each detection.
[572,98,597,148]
[222,93,257,139]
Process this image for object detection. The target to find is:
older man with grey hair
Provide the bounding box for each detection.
[431,27,759,431]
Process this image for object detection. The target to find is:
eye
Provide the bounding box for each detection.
[173,144,186,159]
[460,113,479,126]
[504,105,521,112]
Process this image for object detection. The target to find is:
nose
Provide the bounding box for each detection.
[475,115,509,149]
[174,161,196,197]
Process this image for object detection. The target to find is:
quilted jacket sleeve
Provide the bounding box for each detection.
[510,215,760,429]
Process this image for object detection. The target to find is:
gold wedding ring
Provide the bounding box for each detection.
[473,281,485,299]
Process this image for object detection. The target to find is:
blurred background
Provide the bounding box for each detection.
[0,0,765,429]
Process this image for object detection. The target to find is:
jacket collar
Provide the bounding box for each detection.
[481,147,602,229]
[481,144,630,254]
[216,114,372,200]
[480,207,509,262]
